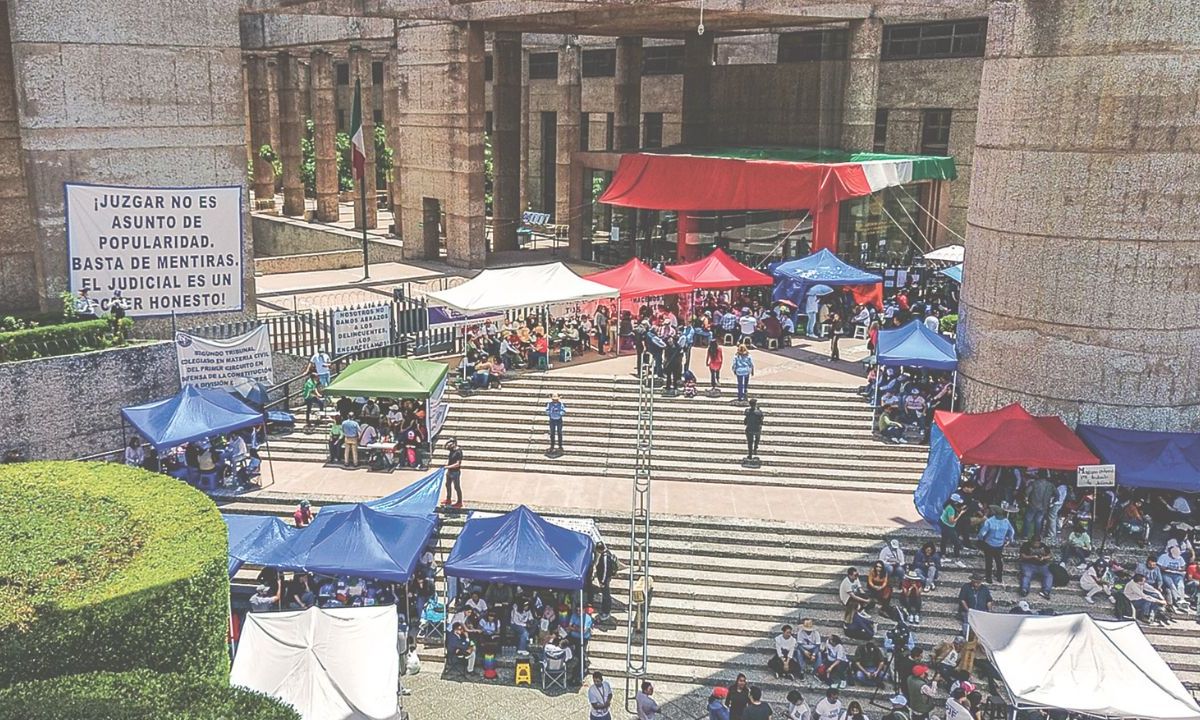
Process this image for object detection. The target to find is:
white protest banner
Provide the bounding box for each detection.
[425,374,449,441]
[1077,464,1116,488]
[332,304,392,356]
[66,183,243,317]
[176,326,274,389]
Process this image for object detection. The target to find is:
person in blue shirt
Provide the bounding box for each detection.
[732,344,755,402]
[976,506,1015,584]
[340,412,361,467]
[545,394,566,452]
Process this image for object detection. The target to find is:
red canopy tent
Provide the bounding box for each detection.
[663,249,773,290]
[934,404,1100,470]
[585,258,694,298]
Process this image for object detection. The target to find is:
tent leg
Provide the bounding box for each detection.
[262,424,277,489]
[580,587,586,685]
[951,370,958,411]
[872,373,880,430]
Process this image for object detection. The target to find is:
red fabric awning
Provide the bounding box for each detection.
[934,404,1100,471]
[599,153,873,211]
[585,258,694,299]
[663,249,773,289]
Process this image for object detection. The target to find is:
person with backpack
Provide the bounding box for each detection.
[744,399,765,460]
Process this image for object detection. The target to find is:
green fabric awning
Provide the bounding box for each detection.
[323,357,449,399]
[649,146,957,182]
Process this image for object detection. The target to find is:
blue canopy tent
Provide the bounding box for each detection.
[939,264,963,284]
[321,468,445,518]
[256,504,436,584]
[871,320,959,425]
[444,505,595,681]
[770,248,883,307]
[222,513,297,577]
[1077,425,1200,493]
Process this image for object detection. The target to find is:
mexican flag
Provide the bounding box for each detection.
[350,79,366,181]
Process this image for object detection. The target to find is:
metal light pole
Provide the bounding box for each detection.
[625,349,654,712]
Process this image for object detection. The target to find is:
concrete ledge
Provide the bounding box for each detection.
[252,214,406,274]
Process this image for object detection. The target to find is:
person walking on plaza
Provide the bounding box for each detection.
[340,412,361,467]
[828,311,843,361]
[636,681,660,720]
[733,343,755,402]
[977,505,1015,585]
[443,438,464,508]
[589,672,614,720]
[593,541,618,621]
[744,398,765,460]
[707,341,724,392]
[546,394,567,452]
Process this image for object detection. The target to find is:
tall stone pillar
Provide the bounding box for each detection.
[841,18,882,151]
[350,47,378,230]
[556,45,585,259]
[277,52,305,216]
[382,51,403,234]
[520,49,531,215]
[613,37,642,151]
[492,31,522,252]
[246,54,276,210]
[958,0,1200,430]
[310,49,339,223]
[681,33,713,146]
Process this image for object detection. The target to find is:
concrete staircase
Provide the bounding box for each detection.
[268,372,929,494]
[219,493,1200,712]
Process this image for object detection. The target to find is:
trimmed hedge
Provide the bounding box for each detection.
[0,670,301,720]
[0,317,133,362]
[0,462,230,686]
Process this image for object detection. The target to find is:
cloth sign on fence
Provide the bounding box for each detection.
[426,374,449,440]
[332,304,392,356]
[176,325,273,388]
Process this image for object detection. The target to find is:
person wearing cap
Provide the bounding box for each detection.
[545,394,567,452]
[796,618,822,679]
[813,688,843,720]
[708,687,732,720]
[976,505,1015,585]
[898,569,924,625]
[442,438,463,508]
[906,666,936,720]
[882,695,911,720]
[1009,599,1035,615]
[879,539,906,582]
[293,499,314,527]
[249,583,279,613]
[957,574,993,637]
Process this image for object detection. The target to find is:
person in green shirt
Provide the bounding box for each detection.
[940,496,963,559]
[327,417,343,463]
[877,406,905,443]
[302,372,325,426]
[1062,521,1092,566]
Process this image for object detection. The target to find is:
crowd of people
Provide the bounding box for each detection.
[861,368,954,444]
[125,428,262,490]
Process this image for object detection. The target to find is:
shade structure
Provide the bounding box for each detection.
[321,468,446,518]
[876,320,957,371]
[322,357,448,400]
[427,306,503,328]
[771,249,883,308]
[121,385,263,451]
[424,262,618,314]
[968,610,1200,720]
[663,248,773,289]
[444,505,594,590]
[924,244,964,263]
[935,404,1099,470]
[939,264,963,283]
[1076,425,1200,493]
[257,504,436,583]
[599,148,956,212]
[231,605,401,720]
[222,513,298,577]
[585,257,694,299]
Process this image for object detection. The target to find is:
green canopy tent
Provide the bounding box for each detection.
[323,357,452,443]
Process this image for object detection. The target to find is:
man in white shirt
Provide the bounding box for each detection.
[738,310,758,344]
[769,624,800,680]
[588,671,614,720]
[924,313,940,334]
[814,688,843,720]
[839,567,871,624]
[465,590,488,616]
[308,351,331,387]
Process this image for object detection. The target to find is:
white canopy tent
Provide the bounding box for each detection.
[425,262,619,314]
[968,610,1200,720]
[232,605,401,720]
[924,244,964,263]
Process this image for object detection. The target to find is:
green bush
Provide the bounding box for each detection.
[0,670,300,720]
[0,317,132,362]
[0,462,229,686]
[940,313,959,334]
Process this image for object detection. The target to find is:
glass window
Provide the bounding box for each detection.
[484,54,493,82]
[838,189,923,269]
[528,52,558,80]
[882,19,987,60]
[372,61,384,85]
[873,109,889,153]
[777,30,849,62]
[642,45,685,75]
[920,109,952,155]
[372,109,383,125]
[642,113,663,149]
[335,62,350,86]
[582,49,616,78]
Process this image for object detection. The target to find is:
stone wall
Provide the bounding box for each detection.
[252,214,405,262]
[0,3,38,313]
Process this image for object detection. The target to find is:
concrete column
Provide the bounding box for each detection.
[556,44,582,240]
[350,47,378,230]
[520,49,531,215]
[613,37,642,151]
[246,54,276,210]
[681,33,713,146]
[492,31,522,253]
[382,51,403,235]
[958,0,1200,430]
[841,18,882,151]
[310,49,339,223]
[277,52,305,216]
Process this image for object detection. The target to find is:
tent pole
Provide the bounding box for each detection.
[263,423,277,489]
[580,587,586,685]
[872,370,880,431]
[951,370,958,411]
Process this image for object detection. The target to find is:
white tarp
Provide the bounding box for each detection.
[424,262,619,314]
[968,610,1200,720]
[176,326,274,388]
[232,605,400,720]
[65,183,244,317]
[924,244,964,263]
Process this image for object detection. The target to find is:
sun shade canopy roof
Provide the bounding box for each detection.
[876,320,957,371]
[121,385,262,451]
[934,404,1099,470]
[1076,425,1200,493]
[424,262,618,314]
[664,248,773,289]
[322,357,449,400]
[586,257,694,298]
[445,505,594,590]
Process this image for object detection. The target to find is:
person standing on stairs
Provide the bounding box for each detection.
[442,438,464,508]
[733,343,755,402]
[744,399,765,460]
[546,394,567,453]
[707,341,724,392]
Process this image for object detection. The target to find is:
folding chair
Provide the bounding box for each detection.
[417,598,446,644]
[541,653,568,691]
[854,324,868,340]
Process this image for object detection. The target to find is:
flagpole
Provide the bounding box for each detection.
[360,166,370,280]
[352,70,370,281]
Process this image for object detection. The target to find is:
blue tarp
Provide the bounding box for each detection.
[256,504,436,583]
[445,505,594,590]
[877,320,958,371]
[940,264,963,284]
[914,425,963,529]
[222,513,298,577]
[321,468,445,518]
[1077,425,1200,493]
[770,249,882,306]
[121,385,263,451]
